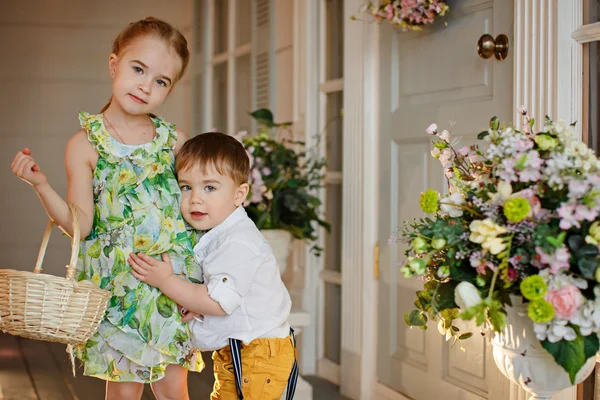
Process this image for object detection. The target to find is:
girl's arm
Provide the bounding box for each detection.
[11,130,95,238]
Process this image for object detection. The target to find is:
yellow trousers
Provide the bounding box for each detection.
[211,336,296,399]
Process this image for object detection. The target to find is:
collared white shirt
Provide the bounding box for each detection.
[189,206,291,351]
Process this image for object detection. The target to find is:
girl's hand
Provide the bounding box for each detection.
[179,306,202,322]
[11,148,48,189]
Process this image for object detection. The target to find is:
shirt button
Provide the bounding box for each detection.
[244,378,249,383]
[266,378,271,384]
[222,277,228,283]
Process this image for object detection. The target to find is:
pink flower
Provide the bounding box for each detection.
[545,284,584,321]
[574,205,598,222]
[426,123,438,135]
[568,180,589,199]
[557,202,580,229]
[534,245,570,274]
[385,4,394,20]
[515,139,534,152]
[457,146,470,156]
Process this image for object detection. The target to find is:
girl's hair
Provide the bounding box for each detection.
[101,17,190,113]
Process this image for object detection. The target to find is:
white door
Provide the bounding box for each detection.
[377,1,514,399]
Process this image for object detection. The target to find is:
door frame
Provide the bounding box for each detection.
[343,1,584,400]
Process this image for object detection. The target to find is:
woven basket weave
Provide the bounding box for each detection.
[0,204,111,345]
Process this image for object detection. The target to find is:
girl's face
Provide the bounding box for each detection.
[108,36,182,115]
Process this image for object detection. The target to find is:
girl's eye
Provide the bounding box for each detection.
[156,79,167,87]
[133,66,143,74]
[180,185,191,192]
[205,186,216,192]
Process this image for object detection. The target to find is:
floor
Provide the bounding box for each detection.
[0,334,349,400]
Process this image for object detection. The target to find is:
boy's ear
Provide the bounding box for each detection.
[234,183,250,207]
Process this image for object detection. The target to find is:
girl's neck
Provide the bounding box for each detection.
[103,103,152,128]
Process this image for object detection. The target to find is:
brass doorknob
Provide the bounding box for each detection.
[477,34,509,60]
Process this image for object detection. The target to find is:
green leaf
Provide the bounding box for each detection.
[87,240,102,258]
[107,216,124,225]
[111,248,128,275]
[541,334,599,384]
[103,245,114,258]
[567,235,585,253]
[489,116,499,131]
[404,310,427,327]
[249,109,275,127]
[547,231,567,249]
[157,294,175,318]
[459,303,486,323]
[578,258,598,279]
[477,130,489,140]
[459,332,473,340]
[487,301,507,332]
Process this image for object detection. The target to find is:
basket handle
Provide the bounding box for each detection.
[33,203,81,281]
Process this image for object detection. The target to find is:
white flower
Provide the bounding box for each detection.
[431,148,441,158]
[454,282,482,311]
[439,130,451,142]
[481,237,507,255]
[440,193,464,217]
[492,180,513,203]
[426,123,438,135]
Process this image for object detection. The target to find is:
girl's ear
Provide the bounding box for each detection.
[234,183,250,207]
[108,54,118,78]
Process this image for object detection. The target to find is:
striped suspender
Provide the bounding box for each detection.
[228,328,299,400]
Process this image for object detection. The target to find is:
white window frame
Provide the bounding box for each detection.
[314,0,345,385]
[195,0,258,134]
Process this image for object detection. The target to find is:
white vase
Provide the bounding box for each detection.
[491,297,596,400]
[260,229,293,275]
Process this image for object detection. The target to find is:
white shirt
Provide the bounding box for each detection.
[189,206,291,351]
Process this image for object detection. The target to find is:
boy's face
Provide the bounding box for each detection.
[178,163,249,231]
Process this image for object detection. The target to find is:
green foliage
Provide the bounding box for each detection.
[243,109,330,254]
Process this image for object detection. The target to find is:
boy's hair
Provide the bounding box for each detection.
[176,132,250,185]
[101,17,189,112]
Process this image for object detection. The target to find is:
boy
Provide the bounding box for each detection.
[128,132,297,400]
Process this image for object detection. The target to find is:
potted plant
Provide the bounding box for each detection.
[233,109,330,274]
[391,108,600,399]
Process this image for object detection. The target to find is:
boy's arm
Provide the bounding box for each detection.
[128,253,226,316]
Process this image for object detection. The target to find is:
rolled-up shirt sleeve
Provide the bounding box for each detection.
[205,240,262,315]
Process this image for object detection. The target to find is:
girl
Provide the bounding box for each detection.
[11,17,203,400]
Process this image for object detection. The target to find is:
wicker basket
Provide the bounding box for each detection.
[0,203,111,345]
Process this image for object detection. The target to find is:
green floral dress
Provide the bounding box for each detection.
[74,112,204,383]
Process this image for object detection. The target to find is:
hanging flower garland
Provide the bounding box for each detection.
[355,0,450,32]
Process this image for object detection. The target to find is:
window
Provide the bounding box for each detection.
[196,0,255,134]
[317,0,344,381]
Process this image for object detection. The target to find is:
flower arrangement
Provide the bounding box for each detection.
[234,109,330,254]
[392,108,600,383]
[354,0,449,32]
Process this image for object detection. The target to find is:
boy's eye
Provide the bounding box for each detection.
[156,79,167,87]
[133,66,143,74]
[180,185,191,192]
[205,186,216,192]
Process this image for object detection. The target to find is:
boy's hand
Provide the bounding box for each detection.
[129,252,175,289]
